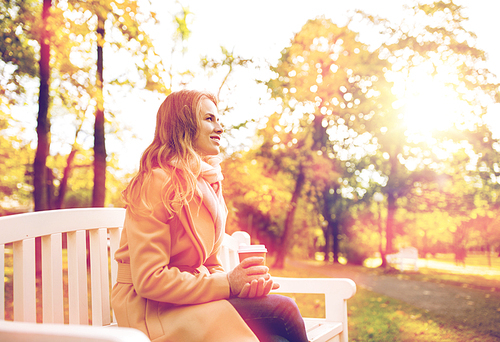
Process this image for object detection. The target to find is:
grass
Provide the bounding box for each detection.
[346,287,499,342]
[269,254,500,342]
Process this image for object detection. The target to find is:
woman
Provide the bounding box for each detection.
[111,90,308,342]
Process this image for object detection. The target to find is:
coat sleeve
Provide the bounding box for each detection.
[125,169,231,304]
[204,245,226,274]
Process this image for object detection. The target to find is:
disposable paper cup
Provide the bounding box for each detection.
[238,244,267,265]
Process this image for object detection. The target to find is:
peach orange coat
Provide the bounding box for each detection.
[111,159,259,342]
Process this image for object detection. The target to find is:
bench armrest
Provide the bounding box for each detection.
[272,277,356,323]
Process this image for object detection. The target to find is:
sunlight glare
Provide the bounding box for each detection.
[402,75,463,137]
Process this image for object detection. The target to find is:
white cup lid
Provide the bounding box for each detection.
[237,244,267,253]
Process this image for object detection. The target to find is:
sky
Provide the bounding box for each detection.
[10,0,500,175]
[110,0,500,174]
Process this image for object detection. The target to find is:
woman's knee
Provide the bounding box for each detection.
[267,295,302,316]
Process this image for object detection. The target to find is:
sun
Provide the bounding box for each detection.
[404,83,462,135]
[391,64,466,141]
[402,77,463,136]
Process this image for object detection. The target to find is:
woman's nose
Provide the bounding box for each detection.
[215,122,223,133]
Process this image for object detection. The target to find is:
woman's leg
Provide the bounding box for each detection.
[228,294,308,342]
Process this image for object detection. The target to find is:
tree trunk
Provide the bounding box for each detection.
[92,13,106,207]
[487,244,491,268]
[384,148,400,258]
[55,149,77,209]
[321,186,340,264]
[273,167,305,269]
[378,201,387,267]
[332,220,339,263]
[385,191,396,255]
[454,224,467,266]
[322,226,331,262]
[34,0,52,212]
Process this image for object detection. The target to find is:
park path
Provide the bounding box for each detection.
[416,258,500,278]
[287,259,500,339]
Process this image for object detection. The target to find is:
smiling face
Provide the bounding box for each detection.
[193,98,223,156]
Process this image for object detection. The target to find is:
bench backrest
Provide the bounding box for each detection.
[0,208,250,327]
[0,208,127,326]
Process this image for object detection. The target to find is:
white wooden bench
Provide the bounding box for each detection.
[0,208,356,342]
[386,247,419,271]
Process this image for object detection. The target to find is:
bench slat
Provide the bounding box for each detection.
[13,238,36,323]
[221,234,240,270]
[89,228,111,326]
[67,230,89,325]
[109,227,121,324]
[42,233,64,323]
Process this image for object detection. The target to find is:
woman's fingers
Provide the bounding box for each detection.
[237,277,279,298]
[238,283,250,298]
[246,266,269,276]
[239,257,265,267]
[256,278,268,297]
[240,257,269,276]
[262,278,273,296]
[253,278,264,297]
[247,279,259,298]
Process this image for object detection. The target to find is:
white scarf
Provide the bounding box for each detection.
[198,155,227,240]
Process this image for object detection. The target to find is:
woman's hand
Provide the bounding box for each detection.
[227,257,280,298]
[238,277,280,298]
